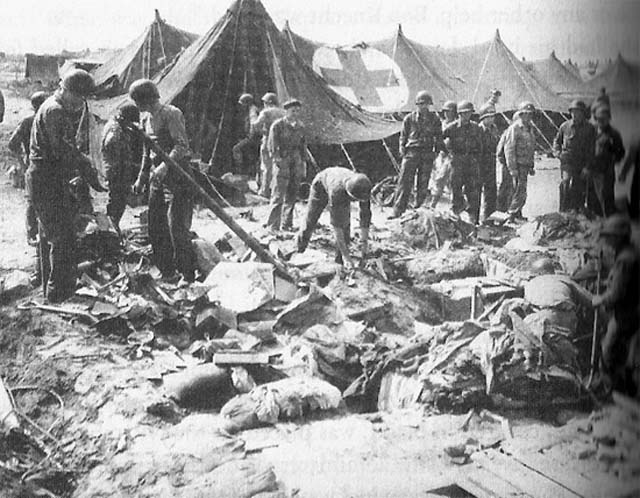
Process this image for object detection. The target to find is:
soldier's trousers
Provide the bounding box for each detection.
[148,185,196,280]
[559,166,586,212]
[27,168,77,301]
[232,137,257,176]
[392,149,434,216]
[602,314,638,392]
[478,155,497,220]
[507,165,529,216]
[298,181,350,255]
[450,155,479,223]
[258,139,274,198]
[589,171,615,217]
[496,163,512,212]
[107,182,130,228]
[267,155,303,231]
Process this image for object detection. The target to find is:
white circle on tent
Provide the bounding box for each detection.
[312,46,409,113]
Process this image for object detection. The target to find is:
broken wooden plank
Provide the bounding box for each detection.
[455,464,532,498]
[473,449,582,498]
[213,351,276,366]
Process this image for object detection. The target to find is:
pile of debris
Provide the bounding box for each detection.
[393,208,476,250]
[506,212,598,252]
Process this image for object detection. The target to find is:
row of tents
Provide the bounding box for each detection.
[75,0,639,177]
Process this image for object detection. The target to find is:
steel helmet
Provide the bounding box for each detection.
[518,101,536,113]
[238,93,254,105]
[442,100,457,112]
[262,92,278,105]
[61,69,95,97]
[128,79,160,104]
[478,104,496,121]
[531,257,556,275]
[30,91,48,110]
[116,101,141,123]
[599,214,631,238]
[345,173,372,201]
[283,98,302,109]
[415,91,433,105]
[593,104,611,119]
[457,100,474,113]
[568,99,587,113]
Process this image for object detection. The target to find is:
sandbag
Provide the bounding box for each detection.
[164,363,235,408]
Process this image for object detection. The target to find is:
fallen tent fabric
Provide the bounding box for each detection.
[524,51,592,99]
[90,0,401,170]
[91,9,198,97]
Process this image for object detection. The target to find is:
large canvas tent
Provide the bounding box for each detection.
[524,51,590,99]
[91,10,198,97]
[588,53,640,107]
[284,23,462,113]
[91,0,401,173]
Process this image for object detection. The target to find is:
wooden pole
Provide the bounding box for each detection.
[125,123,296,282]
[340,144,356,170]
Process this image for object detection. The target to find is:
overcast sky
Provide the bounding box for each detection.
[1,0,638,61]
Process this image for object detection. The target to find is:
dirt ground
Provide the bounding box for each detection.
[0,89,637,497]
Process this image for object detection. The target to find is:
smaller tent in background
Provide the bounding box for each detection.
[24,54,64,85]
[59,58,107,78]
[588,53,640,108]
[524,51,591,99]
[91,9,198,97]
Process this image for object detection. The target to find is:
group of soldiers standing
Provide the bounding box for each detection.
[383,88,629,226]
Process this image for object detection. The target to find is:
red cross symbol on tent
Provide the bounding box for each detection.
[318,49,400,108]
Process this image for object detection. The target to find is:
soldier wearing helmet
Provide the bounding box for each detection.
[101,101,144,229]
[523,257,593,340]
[0,87,4,124]
[592,214,640,393]
[553,99,597,213]
[129,79,197,282]
[389,90,443,218]
[590,105,625,216]
[442,100,484,223]
[253,92,285,198]
[477,103,499,221]
[26,69,103,302]
[232,93,260,176]
[499,101,536,221]
[429,100,457,208]
[296,167,372,269]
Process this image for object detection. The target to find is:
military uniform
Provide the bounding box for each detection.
[599,243,640,384]
[429,117,456,208]
[101,116,143,227]
[502,118,535,216]
[138,102,196,280]
[266,116,306,231]
[27,92,85,301]
[392,110,442,216]
[478,122,499,220]
[253,106,285,198]
[443,119,484,222]
[9,114,38,238]
[298,167,372,255]
[553,118,597,212]
[231,104,259,176]
[590,123,624,216]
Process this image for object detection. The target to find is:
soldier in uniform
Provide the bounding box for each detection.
[442,100,484,223]
[101,102,143,229]
[589,105,625,217]
[265,99,306,232]
[502,102,536,221]
[296,167,371,269]
[130,79,197,282]
[553,100,597,212]
[389,91,442,218]
[591,214,640,393]
[231,93,259,176]
[27,69,103,302]
[477,103,499,221]
[619,140,640,220]
[253,92,285,198]
[430,100,457,208]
